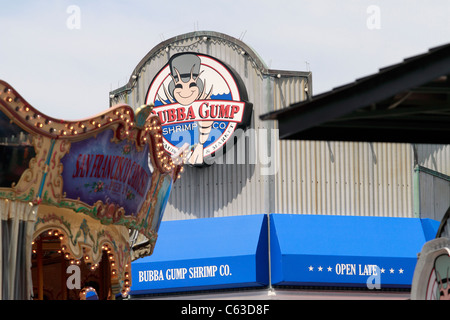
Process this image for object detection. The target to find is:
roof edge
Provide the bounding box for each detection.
[260,42,450,121]
[110,30,311,96]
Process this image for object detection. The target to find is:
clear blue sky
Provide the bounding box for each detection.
[1,1,449,119]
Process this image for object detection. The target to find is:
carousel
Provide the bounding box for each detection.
[0,80,183,300]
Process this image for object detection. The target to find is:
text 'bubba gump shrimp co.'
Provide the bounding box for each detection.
[146,52,252,165]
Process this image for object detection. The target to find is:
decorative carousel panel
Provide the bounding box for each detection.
[60,128,153,218]
[0,80,182,240]
[33,204,132,296]
[0,110,35,189]
[1,80,183,299]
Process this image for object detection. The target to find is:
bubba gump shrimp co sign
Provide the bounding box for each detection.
[146,52,252,166]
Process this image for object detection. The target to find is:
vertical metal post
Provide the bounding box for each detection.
[413,144,421,218]
[413,165,421,218]
[37,238,43,300]
[61,249,67,300]
[267,212,276,296]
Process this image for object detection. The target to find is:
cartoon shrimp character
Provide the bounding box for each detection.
[156,53,213,165]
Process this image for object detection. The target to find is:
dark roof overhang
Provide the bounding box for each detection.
[260,43,450,144]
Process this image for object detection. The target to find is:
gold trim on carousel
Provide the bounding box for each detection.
[33,220,132,297]
[0,80,181,177]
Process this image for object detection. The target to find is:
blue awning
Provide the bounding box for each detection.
[130,214,269,295]
[269,214,440,288]
[130,213,440,295]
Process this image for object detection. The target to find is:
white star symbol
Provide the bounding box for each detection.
[389,268,394,274]
[380,268,385,274]
[308,265,314,271]
[318,266,323,272]
[327,266,332,272]
[399,268,404,274]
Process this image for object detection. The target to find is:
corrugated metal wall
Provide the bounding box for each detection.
[275,140,415,217]
[415,144,450,222]
[417,166,450,222]
[416,144,450,176]
[110,31,449,221]
[272,75,416,217]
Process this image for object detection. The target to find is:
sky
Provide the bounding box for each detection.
[0,1,449,120]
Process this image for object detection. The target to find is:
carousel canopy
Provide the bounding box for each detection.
[0,80,181,299]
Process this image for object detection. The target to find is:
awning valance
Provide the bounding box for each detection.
[130,214,269,295]
[270,214,439,288]
[130,213,440,295]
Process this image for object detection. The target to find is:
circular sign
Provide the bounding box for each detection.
[146,53,251,166]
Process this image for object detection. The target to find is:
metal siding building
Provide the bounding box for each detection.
[110,31,449,222]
